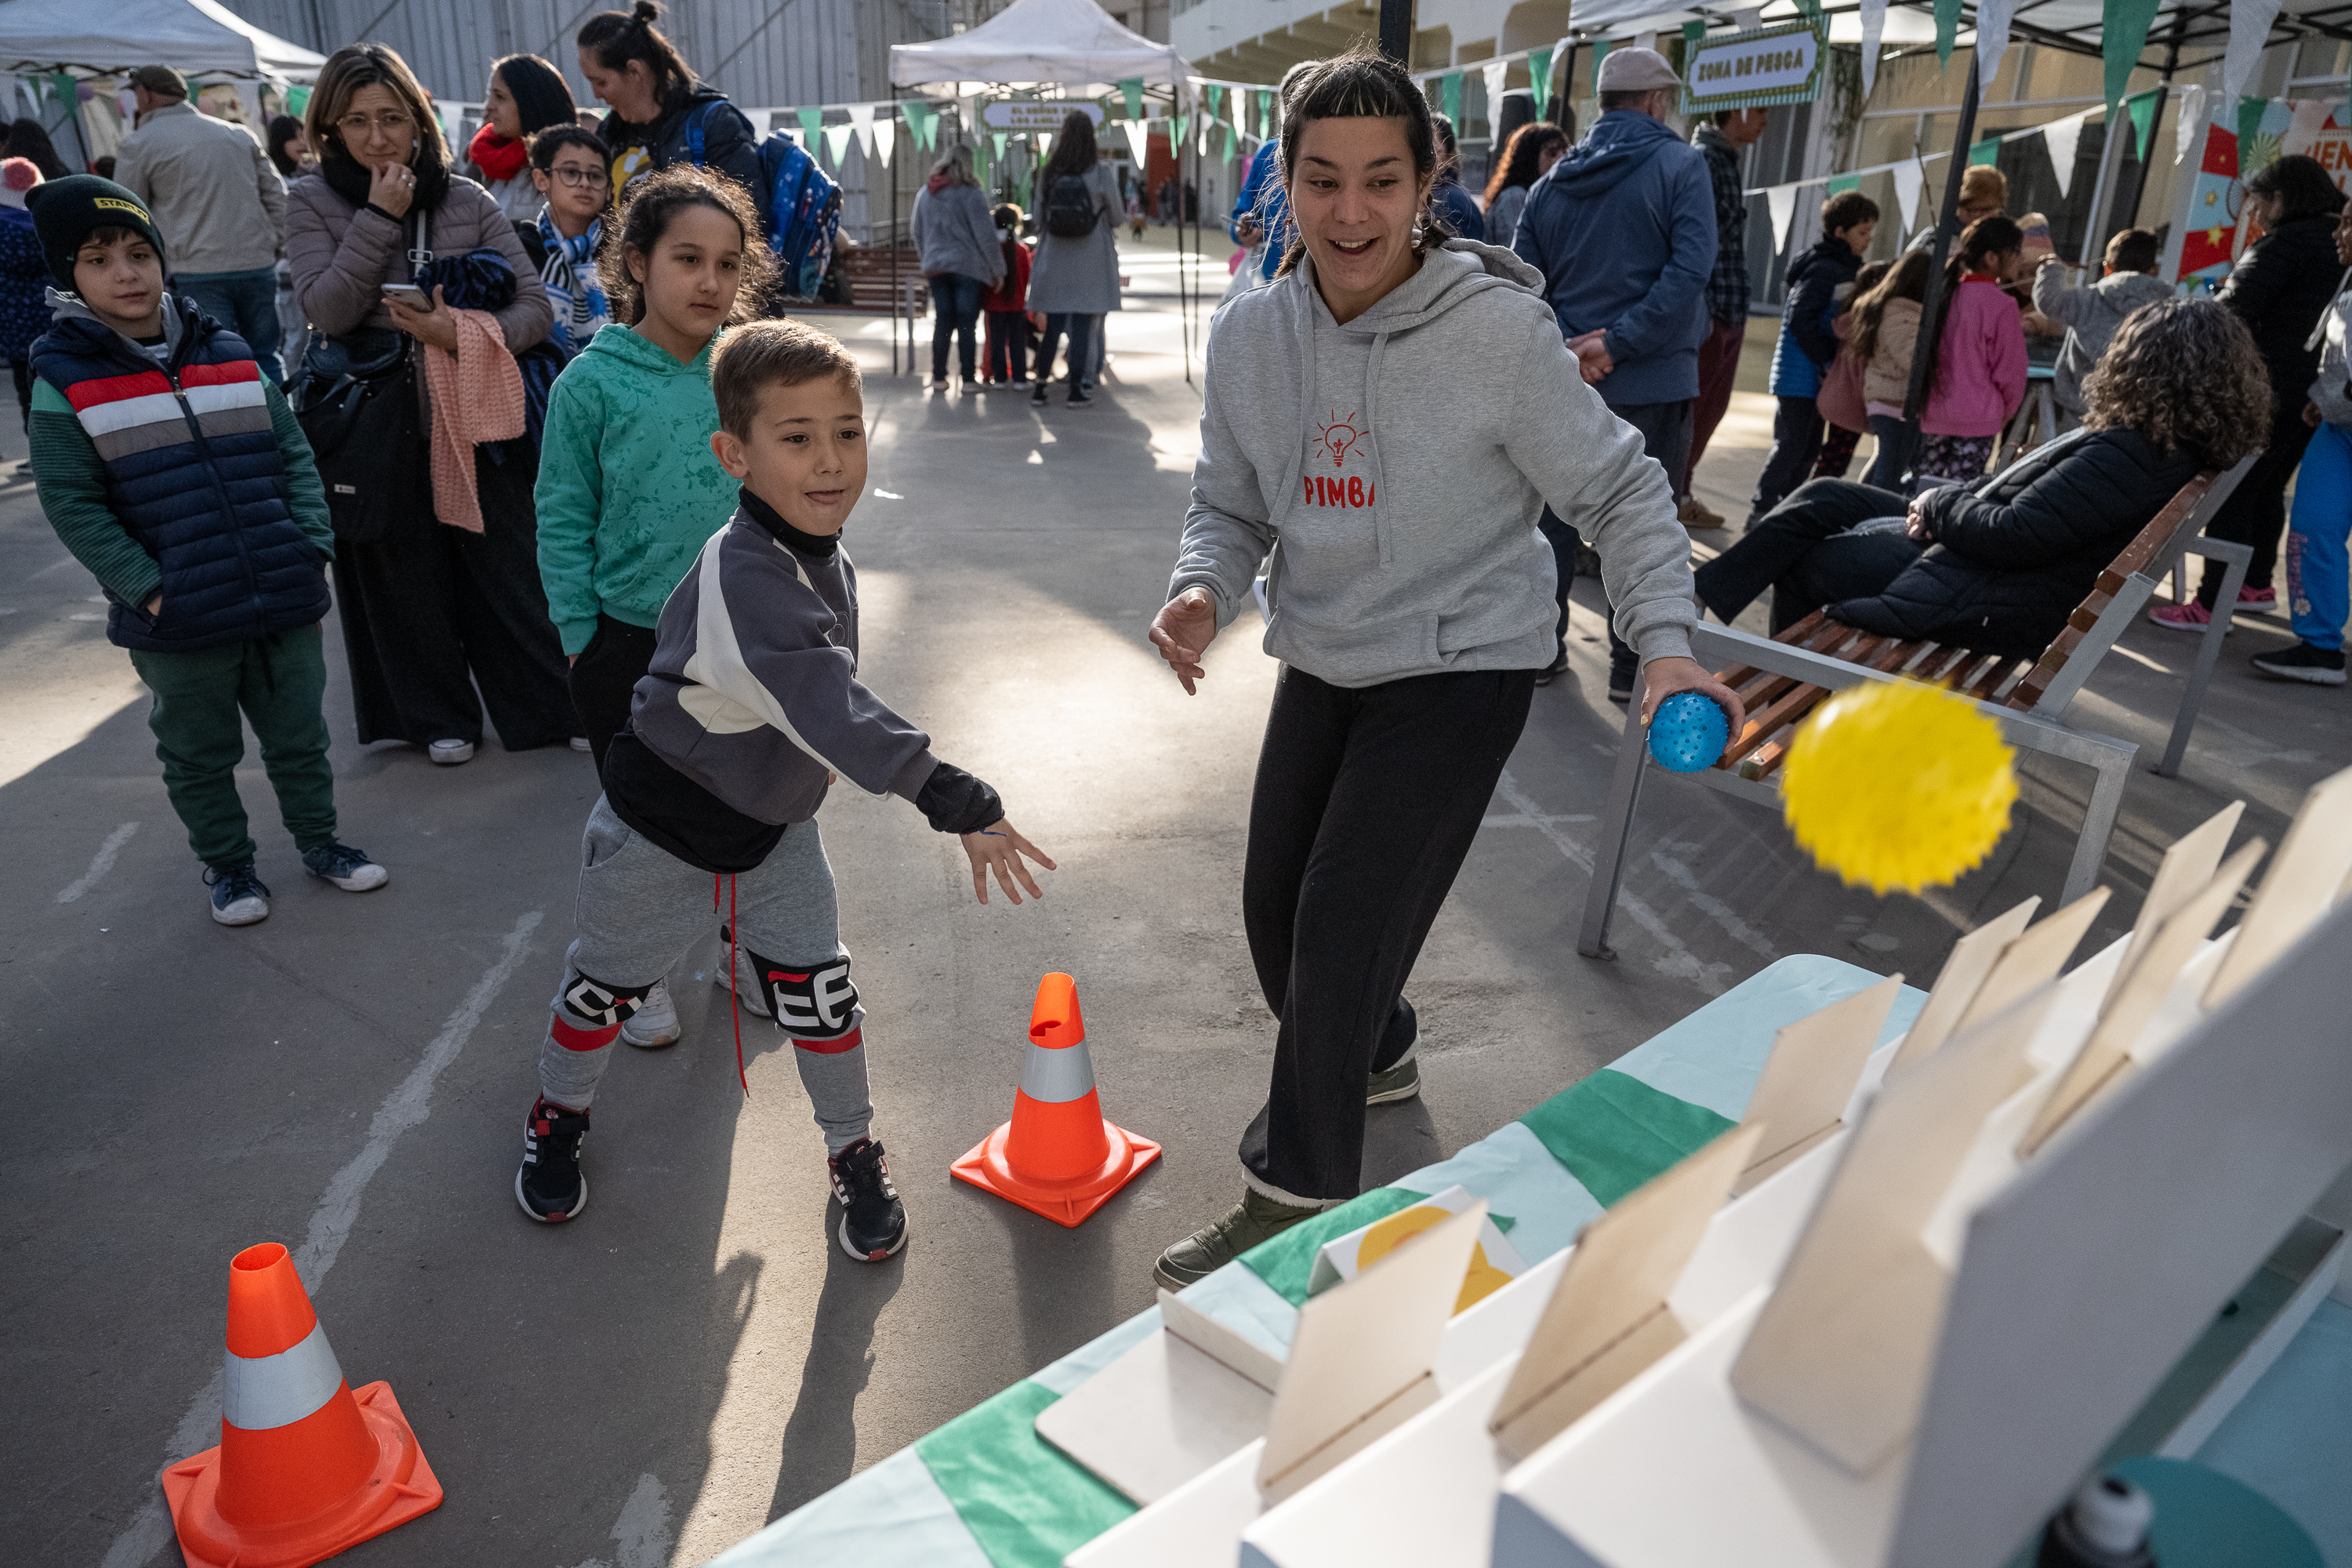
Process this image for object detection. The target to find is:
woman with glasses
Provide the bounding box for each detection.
[468,54,579,221]
[285,43,575,768]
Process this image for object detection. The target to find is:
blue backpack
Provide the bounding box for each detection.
[687,103,843,302]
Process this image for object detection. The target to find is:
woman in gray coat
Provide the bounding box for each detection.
[286,44,574,764]
[910,145,1004,391]
[1027,111,1121,405]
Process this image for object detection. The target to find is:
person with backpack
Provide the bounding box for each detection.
[576,2,763,210]
[910,144,1003,393]
[1028,111,1121,407]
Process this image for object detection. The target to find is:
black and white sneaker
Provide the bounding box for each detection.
[2250,641,2348,685]
[828,1137,907,1261]
[301,840,389,891]
[517,1096,590,1222]
[204,861,270,926]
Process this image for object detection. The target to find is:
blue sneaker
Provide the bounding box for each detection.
[302,841,389,891]
[204,862,271,926]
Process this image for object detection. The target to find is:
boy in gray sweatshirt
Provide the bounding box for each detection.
[514,320,1054,1261]
[2031,228,2170,417]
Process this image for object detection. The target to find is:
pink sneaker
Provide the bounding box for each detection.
[2147,601,2215,630]
[2237,586,2278,608]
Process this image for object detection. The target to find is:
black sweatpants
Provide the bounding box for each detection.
[1238,663,1537,1203]
[2198,398,2314,602]
[332,443,575,751]
[1693,477,1915,633]
[568,612,661,774]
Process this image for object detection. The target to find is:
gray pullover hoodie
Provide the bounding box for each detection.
[2031,266,2172,414]
[1170,238,1697,687]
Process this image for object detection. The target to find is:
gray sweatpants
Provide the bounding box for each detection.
[536,797,873,1153]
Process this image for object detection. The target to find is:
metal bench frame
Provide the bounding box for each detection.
[1576,456,2255,961]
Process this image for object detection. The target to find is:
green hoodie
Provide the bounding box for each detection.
[535,323,734,656]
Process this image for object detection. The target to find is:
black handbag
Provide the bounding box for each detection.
[292,209,433,544]
[293,328,423,544]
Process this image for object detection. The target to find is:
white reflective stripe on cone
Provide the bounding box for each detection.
[221,1319,347,1431]
[1018,1036,1098,1104]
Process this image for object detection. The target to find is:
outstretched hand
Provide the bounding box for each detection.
[1639,655,1747,755]
[1149,587,1219,695]
[960,818,1056,906]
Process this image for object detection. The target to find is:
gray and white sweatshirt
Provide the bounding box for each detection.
[1170,238,1698,688]
[626,492,995,834]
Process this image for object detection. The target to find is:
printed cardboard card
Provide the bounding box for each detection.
[1307,1184,1526,1313]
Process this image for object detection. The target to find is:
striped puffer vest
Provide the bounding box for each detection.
[31,296,328,652]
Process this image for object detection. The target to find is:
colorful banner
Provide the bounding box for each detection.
[2176,118,2239,280]
[1528,44,1554,110]
[1118,78,1142,119]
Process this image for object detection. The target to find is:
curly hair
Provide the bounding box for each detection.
[1484,119,1566,207]
[600,162,775,327]
[2082,298,2272,467]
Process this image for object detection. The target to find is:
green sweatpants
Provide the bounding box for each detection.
[126,623,339,869]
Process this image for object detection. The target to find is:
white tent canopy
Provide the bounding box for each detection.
[889,0,1186,89]
[0,0,325,81]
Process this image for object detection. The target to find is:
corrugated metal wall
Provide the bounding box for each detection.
[216,0,951,236]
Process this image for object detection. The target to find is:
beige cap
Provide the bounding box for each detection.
[1595,46,1681,94]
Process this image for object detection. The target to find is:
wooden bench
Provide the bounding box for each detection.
[782,246,927,315]
[1576,456,2255,961]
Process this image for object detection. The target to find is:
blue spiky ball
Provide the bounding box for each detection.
[1649,691,1730,773]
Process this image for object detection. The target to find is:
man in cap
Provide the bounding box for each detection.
[1514,45,1715,702]
[113,64,289,383]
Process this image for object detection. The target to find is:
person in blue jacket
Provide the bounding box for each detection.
[1512,45,1715,700]
[1429,113,1485,241]
[1751,191,1879,521]
[1229,60,1317,286]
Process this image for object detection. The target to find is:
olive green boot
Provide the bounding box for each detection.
[1152,1188,1323,1290]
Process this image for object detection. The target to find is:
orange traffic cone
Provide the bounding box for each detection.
[160,1242,442,1568]
[953,972,1160,1226]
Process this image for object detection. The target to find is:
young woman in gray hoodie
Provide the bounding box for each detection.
[1145,47,1744,1290]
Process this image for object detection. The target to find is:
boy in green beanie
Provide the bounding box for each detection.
[24,176,387,924]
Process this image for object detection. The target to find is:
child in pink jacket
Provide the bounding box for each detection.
[1919,216,2028,483]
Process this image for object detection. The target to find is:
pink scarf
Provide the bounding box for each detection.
[419,309,524,532]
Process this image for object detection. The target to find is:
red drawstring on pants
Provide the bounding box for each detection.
[717,873,748,1094]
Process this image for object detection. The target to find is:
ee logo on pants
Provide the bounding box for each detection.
[765,959,860,1038]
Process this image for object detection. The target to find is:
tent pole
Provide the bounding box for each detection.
[891,112,902,378]
[2076,99,2128,267]
[1380,0,1414,64]
[1900,52,1980,426]
[2122,81,2170,232]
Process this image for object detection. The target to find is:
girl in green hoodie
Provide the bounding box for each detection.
[535,164,774,773]
[534,165,774,1048]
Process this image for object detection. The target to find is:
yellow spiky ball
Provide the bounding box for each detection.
[1780,679,2019,895]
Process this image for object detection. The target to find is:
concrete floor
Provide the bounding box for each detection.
[9,230,2350,1567]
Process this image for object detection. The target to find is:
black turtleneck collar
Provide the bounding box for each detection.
[739,486,840,558]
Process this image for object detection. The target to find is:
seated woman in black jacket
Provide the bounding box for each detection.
[1694,298,2273,659]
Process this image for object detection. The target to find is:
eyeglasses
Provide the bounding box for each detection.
[336,111,415,139]
[547,165,609,189]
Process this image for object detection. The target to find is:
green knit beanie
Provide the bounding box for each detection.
[25,175,169,296]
